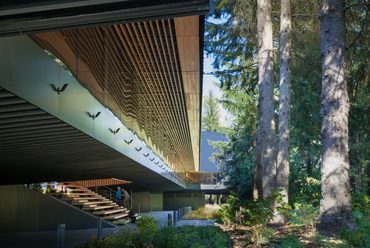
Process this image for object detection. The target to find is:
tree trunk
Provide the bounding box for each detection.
[257,0,276,198]
[276,0,291,224]
[319,0,354,231]
[254,124,263,200]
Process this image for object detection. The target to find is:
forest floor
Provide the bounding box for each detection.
[217,223,347,247]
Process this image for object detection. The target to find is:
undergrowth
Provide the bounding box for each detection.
[80,216,229,248]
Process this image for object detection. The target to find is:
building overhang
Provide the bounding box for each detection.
[31,15,202,172]
[0,1,207,188]
[0,0,210,37]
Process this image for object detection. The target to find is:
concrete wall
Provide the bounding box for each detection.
[0,185,113,232]
[132,192,151,213]
[132,192,164,213]
[150,193,163,211]
[132,191,206,212]
[163,191,205,210]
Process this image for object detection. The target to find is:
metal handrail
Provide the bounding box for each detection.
[98,185,116,201]
[97,186,132,209]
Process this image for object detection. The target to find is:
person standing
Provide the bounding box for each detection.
[122,188,130,208]
[115,187,122,204]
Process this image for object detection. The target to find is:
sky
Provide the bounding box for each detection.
[202,54,232,128]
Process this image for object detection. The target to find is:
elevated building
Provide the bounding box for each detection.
[0,0,214,233]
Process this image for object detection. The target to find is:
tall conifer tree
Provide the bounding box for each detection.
[319,0,354,231]
[257,0,276,198]
[276,0,291,223]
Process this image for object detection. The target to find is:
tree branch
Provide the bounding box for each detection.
[345,2,370,10]
[346,8,368,50]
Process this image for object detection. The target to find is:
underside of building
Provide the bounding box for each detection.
[0,0,228,233]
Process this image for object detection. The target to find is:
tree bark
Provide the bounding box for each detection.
[319,0,354,231]
[254,124,263,200]
[257,0,276,198]
[276,0,291,224]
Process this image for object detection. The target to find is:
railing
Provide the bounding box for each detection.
[95,186,133,210]
[95,186,115,201]
[178,206,192,219]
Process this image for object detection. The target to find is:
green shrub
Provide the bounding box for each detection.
[242,196,274,226]
[80,231,137,248]
[241,191,285,245]
[152,226,228,248]
[288,203,318,231]
[351,192,370,215]
[218,191,278,226]
[104,231,137,248]
[218,193,240,224]
[79,224,228,248]
[219,190,289,246]
[137,215,158,245]
[315,233,350,248]
[340,210,370,247]
[276,235,305,248]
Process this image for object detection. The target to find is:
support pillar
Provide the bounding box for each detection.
[58,224,65,248]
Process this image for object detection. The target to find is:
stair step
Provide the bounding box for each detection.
[59,184,84,188]
[62,196,107,203]
[72,199,107,205]
[63,193,97,196]
[72,197,105,200]
[68,189,90,193]
[83,205,115,211]
[80,204,98,207]
[56,183,126,218]
[82,200,112,205]
[93,208,128,215]
[102,212,129,220]
[72,201,111,206]
[72,199,88,203]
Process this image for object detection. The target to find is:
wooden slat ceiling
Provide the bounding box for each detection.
[67,178,131,188]
[32,16,201,172]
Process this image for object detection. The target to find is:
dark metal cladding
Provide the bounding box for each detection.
[0,0,210,36]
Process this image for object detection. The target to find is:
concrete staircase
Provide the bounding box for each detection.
[50,183,131,223]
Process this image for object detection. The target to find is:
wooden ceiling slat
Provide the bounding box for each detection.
[161,19,191,150]
[77,29,106,91]
[155,20,191,168]
[115,24,174,160]
[169,21,200,169]
[106,25,154,140]
[135,22,175,148]
[93,28,138,114]
[148,20,185,161]
[132,21,184,164]
[121,23,179,163]
[105,26,140,119]
[32,16,200,172]
[158,20,187,148]
[122,24,180,167]
[145,22,177,131]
